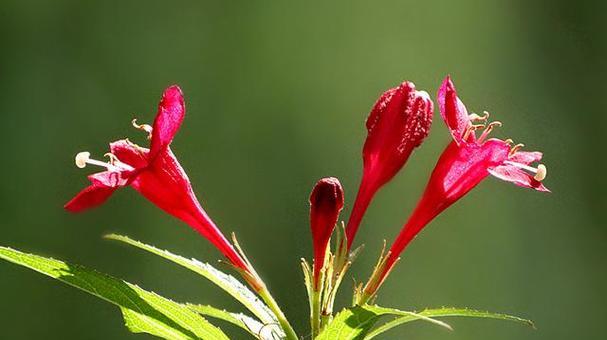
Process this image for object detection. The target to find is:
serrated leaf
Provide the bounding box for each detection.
[105,234,277,326]
[188,304,283,340]
[0,246,228,340]
[316,306,377,340]
[364,307,534,339]
[316,305,450,340]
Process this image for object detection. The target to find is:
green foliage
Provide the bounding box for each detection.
[104,234,277,325]
[315,305,378,340]
[365,307,534,339]
[317,304,532,340]
[0,247,228,340]
[187,304,282,339]
[316,304,449,340]
[0,243,535,340]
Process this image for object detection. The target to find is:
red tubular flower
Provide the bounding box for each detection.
[363,76,549,298]
[64,86,248,270]
[309,177,344,289]
[345,81,433,249]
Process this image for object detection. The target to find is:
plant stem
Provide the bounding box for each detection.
[357,291,373,306]
[311,289,321,337]
[257,286,299,340]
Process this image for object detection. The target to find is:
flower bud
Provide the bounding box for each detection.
[346,81,433,249]
[309,177,344,289]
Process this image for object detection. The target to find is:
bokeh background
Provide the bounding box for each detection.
[0,0,604,339]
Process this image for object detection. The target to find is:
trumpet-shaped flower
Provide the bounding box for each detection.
[65,86,248,270]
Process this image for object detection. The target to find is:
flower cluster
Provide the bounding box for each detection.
[65,77,548,339]
[306,76,548,305]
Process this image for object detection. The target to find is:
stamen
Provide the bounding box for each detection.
[504,138,514,145]
[462,123,486,140]
[132,118,152,138]
[504,160,548,181]
[509,143,525,156]
[477,121,502,143]
[469,111,490,122]
[103,153,119,165]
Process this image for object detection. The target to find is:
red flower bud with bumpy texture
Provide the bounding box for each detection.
[362,76,549,299]
[345,81,433,249]
[65,86,248,270]
[309,177,344,289]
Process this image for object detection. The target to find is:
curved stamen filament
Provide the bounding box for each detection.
[132,118,153,138]
[504,160,547,181]
[103,153,119,165]
[478,121,502,143]
[462,123,486,140]
[509,143,525,156]
[469,110,490,122]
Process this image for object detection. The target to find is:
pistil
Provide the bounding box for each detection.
[74,151,134,172]
[504,160,547,181]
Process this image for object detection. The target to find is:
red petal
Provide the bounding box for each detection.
[88,171,130,187]
[110,140,149,169]
[437,76,471,145]
[150,85,185,158]
[64,171,121,212]
[435,139,510,201]
[488,165,550,192]
[509,151,543,165]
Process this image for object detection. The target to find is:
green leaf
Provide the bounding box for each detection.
[188,304,282,340]
[364,307,534,339]
[0,246,228,340]
[105,234,277,326]
[315,306,377,340]
[316,305,451,340]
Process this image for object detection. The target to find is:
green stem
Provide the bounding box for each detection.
[257,287,299,340]
[320,312,332,329]
[311,289,321,337]
[357,291,373,306]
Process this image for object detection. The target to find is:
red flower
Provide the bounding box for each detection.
[65,86,247,270]
[345,81,433,249]
[363,76,549,298]
[309,177,344,289]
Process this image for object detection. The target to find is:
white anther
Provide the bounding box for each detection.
[534,164,547,181]
[75,152,90,168]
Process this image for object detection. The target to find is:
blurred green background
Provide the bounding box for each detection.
[0,0,604,339]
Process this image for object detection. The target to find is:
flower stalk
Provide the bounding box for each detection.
[257,287,299,340]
